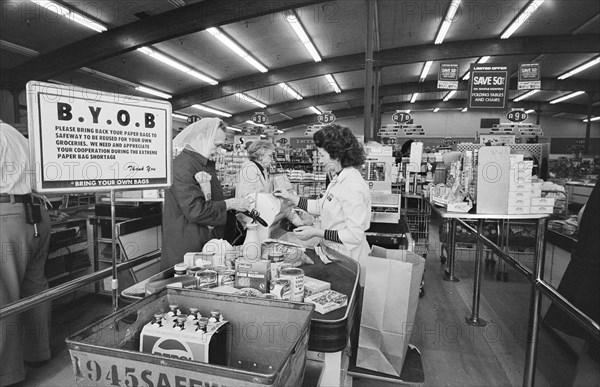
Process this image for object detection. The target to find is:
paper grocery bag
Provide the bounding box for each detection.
[356,246,425,376]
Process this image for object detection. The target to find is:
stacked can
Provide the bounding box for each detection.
[279,267,304,302]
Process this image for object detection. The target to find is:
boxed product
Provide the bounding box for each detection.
[235,259,271,293]
[303,276,331,297]
[304,289,348,314]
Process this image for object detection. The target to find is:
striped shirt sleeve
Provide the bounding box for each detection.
[324,229,342,244]
[298,196,308,211]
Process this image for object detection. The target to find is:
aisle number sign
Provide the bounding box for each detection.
[468,64,509,109]
[317,111,336,124]
[26,81,172,193]
[251,112,268,125]
[392,111,411,123]
[506,110,528,122]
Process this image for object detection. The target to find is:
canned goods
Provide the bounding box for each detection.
[279,268,304,302]
[269,278,291,300]
[268,252,284,262]
[187,266,202,276]
[196,269,218,285]
[174,263,188,277]
[197,282,218,290]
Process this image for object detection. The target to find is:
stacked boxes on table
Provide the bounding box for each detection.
[507,154,533,214]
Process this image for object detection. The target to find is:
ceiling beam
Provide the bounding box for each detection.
[0,0,328,88]
[171,34,599,109]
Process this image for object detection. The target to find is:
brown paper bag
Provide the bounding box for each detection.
[356,246,425,376]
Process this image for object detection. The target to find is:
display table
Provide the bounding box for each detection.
[428,201,550,326]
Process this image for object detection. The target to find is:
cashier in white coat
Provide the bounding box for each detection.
[274,124,372,284]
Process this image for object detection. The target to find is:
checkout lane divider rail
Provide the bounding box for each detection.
[0,251,160,320]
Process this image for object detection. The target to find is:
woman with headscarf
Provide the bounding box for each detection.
[161,118,251,270]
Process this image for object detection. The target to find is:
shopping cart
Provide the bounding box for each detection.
[401,194,431,297]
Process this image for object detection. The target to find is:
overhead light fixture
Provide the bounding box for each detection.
[461,107,468,112]
[207,27,268,73]
[325,74,341,93]
[557,57,600,80]
[433,108,440,112]
[419,61,433,82]
[309,106,321,115]
[513,89,539,102]
[278,83,303,100]
[583,116,600,122]
[462,56,491,80]
[235,93,267,108]
[276,130,284,134]
[136,85,172,99]
[172,113,189,121]
[443,90,457,101]
[525,109,535,114]
[192,104,232,118]
[168,0,186,7]
[410,93,418,103]
[0,39,39,57]
[435,0,461,44]
[501,0,545,39]
[30,0,107,32]
[226,126,242,132]
[406,110,411,114]
[245,120,265,127]
[285,11,322,62]
[138,47,218,85]
[79,67,137,87]
[549,91,585,104]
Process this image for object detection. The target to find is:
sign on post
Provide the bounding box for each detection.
[26,81,172,193]
[468,64,509,109]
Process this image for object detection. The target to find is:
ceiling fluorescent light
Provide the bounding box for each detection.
[435,0,461,44]
[278,83,303,100]
[513,89,539,102]
[461,107,468,112]
[410,93,418,103]
[172,113,189,121]
[462,71,471,80]
[207,27,268,73]
[406,110,411,114]
[583,116,600,122]
[245,120,265,127]
[501,0,545,39]
[79,67,137,87]
[30,0,107,32]
[443,90,457,101]
[419,61,433,82]
[309,106,321,115]
[235,93,267,108]
[0,40,39,57]
[525,109,535,114]
[226,126,242,132]
[286,11,322,62]
[557,57,600,80]
[136,86,172,99]
[276,130,284,134]
[168,0,186,8]
[325,74,341,93]
[549,91,585,104]
[478,56,491,64]
[192,104,232,118]
[433,108,440,112]
[138,47,218,85]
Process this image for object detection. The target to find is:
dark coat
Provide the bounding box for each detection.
[161,149,227,270]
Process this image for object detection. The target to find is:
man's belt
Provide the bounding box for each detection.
[0,193,33,204]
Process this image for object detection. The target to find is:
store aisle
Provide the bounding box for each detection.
[19,226,575,387]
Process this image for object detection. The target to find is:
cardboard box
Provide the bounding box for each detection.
[507,206,531,215]
[530,197,555,206]
[305,290,348,314]
[530,205,554,214]
[303,276,331,297]
[235,259,270,293]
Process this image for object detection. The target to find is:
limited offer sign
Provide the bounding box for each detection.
[518,63,541,90]
[468,64,509,109]
[26,81,172,193]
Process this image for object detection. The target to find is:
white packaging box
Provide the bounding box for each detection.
[530,205,554,214]
[507,206,531,215]
[531,197,556,206]
[303,276,331,297]
[508,191,532,201]
[508,197,530,207]
[509,182,532,192]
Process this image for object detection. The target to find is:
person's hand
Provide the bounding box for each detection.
[292,226,323,240]
[225,198,251,212]
[273,189,299,205]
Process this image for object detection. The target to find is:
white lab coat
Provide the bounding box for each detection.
[306,167,372,284]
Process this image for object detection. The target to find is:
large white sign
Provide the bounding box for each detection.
[27,81,172,193]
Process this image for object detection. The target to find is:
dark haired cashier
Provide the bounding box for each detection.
[274,124,372,284]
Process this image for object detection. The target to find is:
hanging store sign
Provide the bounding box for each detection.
[438,63,459,90]
[304,124,323,136]
[518,63,541,90]
[26,81,172,193]
[251,112,268,125]
[468,64,509,109]
[506,109,528,122]
[392,111,411,124]
[290,137,315,149]
[317,111,336,124]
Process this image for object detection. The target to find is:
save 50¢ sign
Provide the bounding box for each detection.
[26,81,172,193]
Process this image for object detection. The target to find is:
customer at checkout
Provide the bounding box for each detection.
[161,118,251,270]
[235,140,275,199]
[274,124,372,283]
[0,121,52,386]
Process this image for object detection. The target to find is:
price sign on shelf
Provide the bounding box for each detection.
[392,111,411,124]
[506,110,528,123]
[317,111,336,124]
[251,112,268,125]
